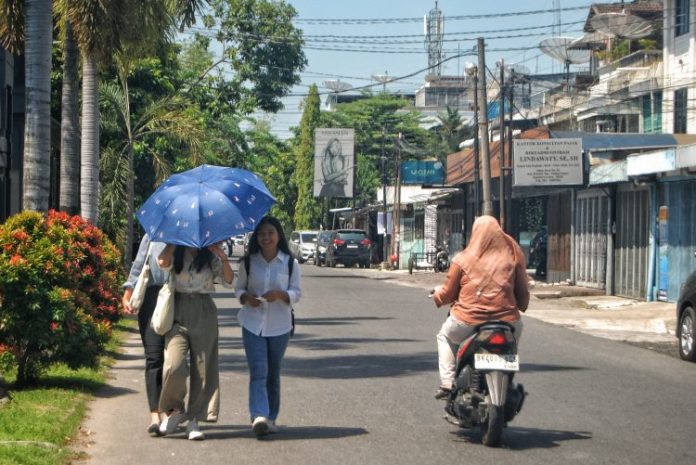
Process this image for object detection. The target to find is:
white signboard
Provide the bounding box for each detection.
[314,128,355,198]
[513,138,583,187]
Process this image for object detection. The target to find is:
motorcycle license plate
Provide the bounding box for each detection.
[474,353,519,371]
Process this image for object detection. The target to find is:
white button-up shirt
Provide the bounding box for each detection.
[234,251,302,337]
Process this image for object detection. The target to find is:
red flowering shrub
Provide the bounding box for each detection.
[0,210,125,387]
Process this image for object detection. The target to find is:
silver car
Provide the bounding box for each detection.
[289,230,318,263]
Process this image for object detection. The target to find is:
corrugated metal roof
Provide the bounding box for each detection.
[550,131,678,152]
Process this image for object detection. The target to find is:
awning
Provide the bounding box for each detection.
[589,160,628,185]
[550,131,678,152]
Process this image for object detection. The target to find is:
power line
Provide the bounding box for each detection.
[292,5,593,24]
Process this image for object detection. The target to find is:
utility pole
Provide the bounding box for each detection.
[391,133,403,268]
[465,62,480,217]
[381,125,388,264]
[473,80,480,217]
[507,75,515,237]
[477,38,493,216]
[499,59,506,230]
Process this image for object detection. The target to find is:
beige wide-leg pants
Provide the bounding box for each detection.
[159,293,219,422]
[436,315,523,390]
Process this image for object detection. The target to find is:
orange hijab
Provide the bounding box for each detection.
[458,215,517,300]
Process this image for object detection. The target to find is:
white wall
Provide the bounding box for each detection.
[663,0,696,133]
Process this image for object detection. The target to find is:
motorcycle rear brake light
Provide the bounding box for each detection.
[488,333,507,345]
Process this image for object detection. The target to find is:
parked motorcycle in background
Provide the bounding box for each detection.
[434,244,449,273]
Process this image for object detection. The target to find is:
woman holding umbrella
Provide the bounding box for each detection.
[235,216,302,437]
[157,242,234,440]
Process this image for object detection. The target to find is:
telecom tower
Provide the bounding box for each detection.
[552,0,562,74]
[424,1,444,77]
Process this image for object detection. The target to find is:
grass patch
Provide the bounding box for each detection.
[0,317,137,465]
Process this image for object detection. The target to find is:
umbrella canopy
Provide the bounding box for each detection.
[136,165,276,248]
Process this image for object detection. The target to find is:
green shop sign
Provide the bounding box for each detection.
[401,160,445,185]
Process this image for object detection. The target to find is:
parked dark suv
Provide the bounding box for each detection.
[326,229,371,268]
[677,251,696,361]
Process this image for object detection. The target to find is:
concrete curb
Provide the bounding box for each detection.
[351,266,678,344]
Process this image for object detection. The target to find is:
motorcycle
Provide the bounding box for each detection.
[434,244,449,273]
[435,310,526,447]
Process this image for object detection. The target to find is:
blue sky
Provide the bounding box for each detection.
[253,0,597,137]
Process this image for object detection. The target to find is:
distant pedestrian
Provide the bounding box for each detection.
[235,216,301,437]
[157,243,234,440]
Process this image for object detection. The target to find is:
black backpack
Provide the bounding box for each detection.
[243,255,296,336]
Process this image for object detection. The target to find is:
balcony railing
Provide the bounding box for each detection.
[597,50,661,76]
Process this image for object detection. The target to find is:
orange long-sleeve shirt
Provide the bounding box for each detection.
[433,243,529,325]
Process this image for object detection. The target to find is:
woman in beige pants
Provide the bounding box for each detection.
[157,243,234,440]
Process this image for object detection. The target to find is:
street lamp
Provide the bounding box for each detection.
[464,62,480,217]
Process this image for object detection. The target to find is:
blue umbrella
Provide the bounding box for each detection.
[136,165,276,248]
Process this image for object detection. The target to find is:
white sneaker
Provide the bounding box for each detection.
[159,410,184,435]
[186,420,205,441]
[267,420,279,434]
[252,416,269,437]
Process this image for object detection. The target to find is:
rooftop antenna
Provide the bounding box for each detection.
[322,79,353,109]
[539,37,591,92]
[424,1,444,78]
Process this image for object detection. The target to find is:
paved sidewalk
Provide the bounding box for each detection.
[349,266,677,344]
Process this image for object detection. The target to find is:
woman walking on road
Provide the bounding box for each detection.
[122,234,168,436]
[235,216,301,437]
[431,215,529,399]
[157,243,234,440]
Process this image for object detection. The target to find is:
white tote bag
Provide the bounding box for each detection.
[151,272,175,335]
[128,244,152,312]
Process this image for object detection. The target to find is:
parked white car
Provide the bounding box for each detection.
[289,230,318,263]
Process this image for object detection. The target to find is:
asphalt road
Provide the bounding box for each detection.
[79,262,696,465]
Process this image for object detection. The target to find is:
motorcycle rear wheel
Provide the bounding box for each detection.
[480,405,504,447]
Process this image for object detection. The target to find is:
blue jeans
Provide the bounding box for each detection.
[242,327,290,421]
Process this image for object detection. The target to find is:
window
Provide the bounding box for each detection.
[674,88,688,133]
[676,0,690,36]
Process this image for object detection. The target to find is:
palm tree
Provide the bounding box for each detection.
[55,0,80,215]
[99,81,204,266]
[0,0,53,212]
[437,106,465,153]
[65,1,127,223]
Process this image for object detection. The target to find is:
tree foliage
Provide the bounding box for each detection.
[245,121,296,233]
[321,93,442,210]
[203,0,306,114]
[292,84,321,230]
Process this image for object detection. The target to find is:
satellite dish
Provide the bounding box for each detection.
[590,12,653,39]
[322,79,352,93]
[540,37,591,90]
[371,73,394,91]
[322,80,353,109]
[539,37,592,65]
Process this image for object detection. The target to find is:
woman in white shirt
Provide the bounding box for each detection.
[235,216,301,437]
[157,243,234,440]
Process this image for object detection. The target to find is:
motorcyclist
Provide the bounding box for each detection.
[431,215,530,399]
